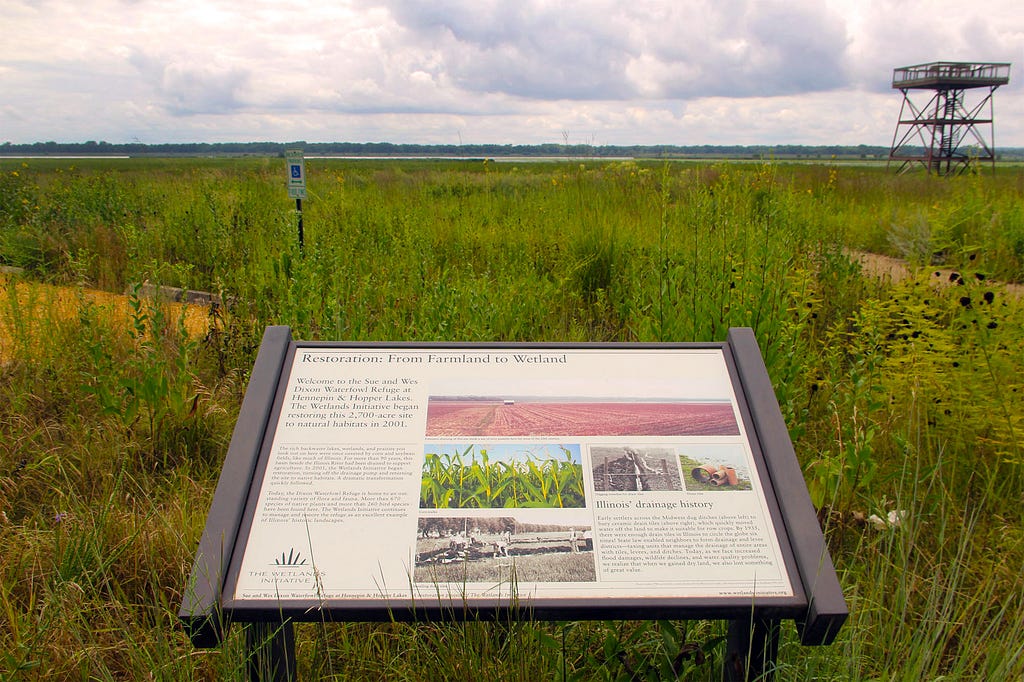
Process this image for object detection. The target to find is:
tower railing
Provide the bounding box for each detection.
[892,62,1010,88]
[888,61,1011,175]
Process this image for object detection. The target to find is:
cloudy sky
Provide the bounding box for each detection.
[2,0,1022,146]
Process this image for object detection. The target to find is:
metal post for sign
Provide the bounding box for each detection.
[246,620,296,682]
[723,617,781,681]
[296,198,303,252]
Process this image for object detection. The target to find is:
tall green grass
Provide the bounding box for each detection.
[1,157,1022,679]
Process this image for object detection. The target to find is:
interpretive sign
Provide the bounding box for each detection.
[181,327,846,680]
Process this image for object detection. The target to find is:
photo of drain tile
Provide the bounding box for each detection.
[679,448,752,491]
[691,463,739,486]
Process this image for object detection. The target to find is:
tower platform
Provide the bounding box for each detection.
[892,62,1010,90]
[888,61,1011,175]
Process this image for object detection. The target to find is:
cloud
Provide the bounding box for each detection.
[366,0,850,101]
[622,1,851,98]
[841,0,1024,93]
[377,0,633,99]
[1,0,1023,144]
[128,50,251,115]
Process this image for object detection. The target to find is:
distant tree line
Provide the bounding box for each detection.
[3,139,1023,160]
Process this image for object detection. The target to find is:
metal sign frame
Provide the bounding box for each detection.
[180,327,846,680]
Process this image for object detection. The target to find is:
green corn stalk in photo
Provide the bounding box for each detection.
[420,445,585,509]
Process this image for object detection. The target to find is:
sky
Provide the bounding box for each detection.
[2,0,1023,147]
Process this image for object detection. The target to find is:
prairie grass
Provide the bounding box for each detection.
[0,157,1022,679]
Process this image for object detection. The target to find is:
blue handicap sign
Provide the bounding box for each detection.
[290,164,302,179]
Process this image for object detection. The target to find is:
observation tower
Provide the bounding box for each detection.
[888,61,1010,175]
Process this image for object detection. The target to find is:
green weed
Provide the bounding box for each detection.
[0,158,1022,680]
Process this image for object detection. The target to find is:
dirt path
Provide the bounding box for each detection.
[850,251,1023,299]
[0,273,212,363]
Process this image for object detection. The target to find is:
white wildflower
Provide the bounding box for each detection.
[867,510,908,530]
[887,509,907,527]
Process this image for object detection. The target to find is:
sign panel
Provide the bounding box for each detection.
[286,149,306,200]
[228,346,795,604]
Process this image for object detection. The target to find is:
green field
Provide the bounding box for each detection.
[1,157,1023,679]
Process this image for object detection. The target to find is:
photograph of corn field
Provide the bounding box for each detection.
[420,443,586,509]
[1,155,1023,680]
[413,516,596,584]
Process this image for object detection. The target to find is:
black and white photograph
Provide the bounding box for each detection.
[591,446,683,492]
[414,515,596,584]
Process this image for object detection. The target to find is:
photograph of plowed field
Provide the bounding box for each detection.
[425,400,739,437]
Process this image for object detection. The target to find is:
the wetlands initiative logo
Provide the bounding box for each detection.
[272,548,308,567]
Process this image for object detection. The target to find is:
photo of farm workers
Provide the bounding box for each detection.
[413,515,596,583]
